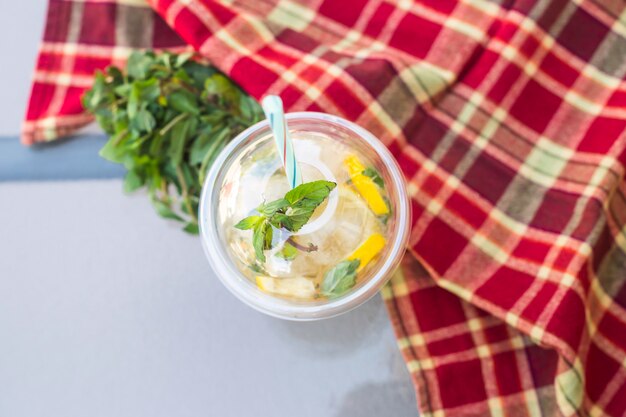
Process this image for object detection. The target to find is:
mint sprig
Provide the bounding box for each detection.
[82,50,263,234]
[234,180,336,262]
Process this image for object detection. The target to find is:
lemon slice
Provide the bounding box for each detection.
[256,276,316,298]
[347,233,386,272]
[344,155,389,216]
[305,185,381,265]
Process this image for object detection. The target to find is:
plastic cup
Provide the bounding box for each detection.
[199,112,410,320]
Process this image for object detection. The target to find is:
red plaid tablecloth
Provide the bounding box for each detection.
[24,1,626,416]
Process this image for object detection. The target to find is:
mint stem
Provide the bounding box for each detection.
[287,237,317,252]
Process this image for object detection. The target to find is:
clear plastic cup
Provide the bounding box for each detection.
[199,112,410,320]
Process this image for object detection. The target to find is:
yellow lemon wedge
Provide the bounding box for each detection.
[344,155,389,216]
[256,276,316,299]
[347,233,386,272]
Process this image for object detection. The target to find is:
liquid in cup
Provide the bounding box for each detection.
[200,113,410,320]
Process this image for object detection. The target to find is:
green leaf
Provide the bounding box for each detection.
[150,170,163,190]
[362,167,384,188]
[168,117,192,165]
[157,52,173,69]
[169,90,199,115]
[114,84,131,98]
[83,71,107,110]
[175,52,194,68]
[189,131,212,165]
[239,94,262,122]
[269,213,293,230]
[284,207,316,232]
[258,198,289,216]
[182,163,198,191]
[184,61,215,88]
[135,78,161,102]
[127,51,154,79]
[99,134,127,163]
[276,243,297,261]
[132,108,156,133]
[173,68,193,85]
[183,222,199,234]
[198,127,230,182]
[284,180,336,208]
[124,169,143,192]
[113,109,129,132]
[205,73,234,98]
[94,107,115,134]
[321,259,360,298]
[234,215,263,230]
[263,222,273,250]
[249,220,275,263]
[152,200,184,222]
[252,220,267,262]
[127,85,140,119]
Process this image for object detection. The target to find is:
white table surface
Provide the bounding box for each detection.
[0,1,418,416]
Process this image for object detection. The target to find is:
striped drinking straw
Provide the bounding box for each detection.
[261,95,303,189]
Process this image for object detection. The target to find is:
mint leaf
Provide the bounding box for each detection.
[168,90,200,115]
[175,52,194,68]
[284,207,316,232]
[135,78,161,102]
[263,222,273,251]
[152,199,184,222]
[252,220,267,262]
[282,180,337,231]
[362,167,384,188]
[234,215,263,230]
[124,169,143,192]
[169,116,192,165]
[269,213,293,230]
[285,180,336,208]
[127,51,154,79]
[132,108,156,133]
[183,222,199,234]
[276,243,297,261]
[321,259,360,298]
[99,135,127,163]
[258,198,289,216]
[251,220,274,263]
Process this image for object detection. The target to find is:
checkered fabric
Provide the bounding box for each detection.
[147,1,626,415]
[22,0,189,144]
[24,1,626,416]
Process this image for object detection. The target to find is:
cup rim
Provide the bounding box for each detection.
[199,112,410,320]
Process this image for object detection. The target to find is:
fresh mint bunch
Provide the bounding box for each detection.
[82,50,263,233]
[234,180,337,262]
